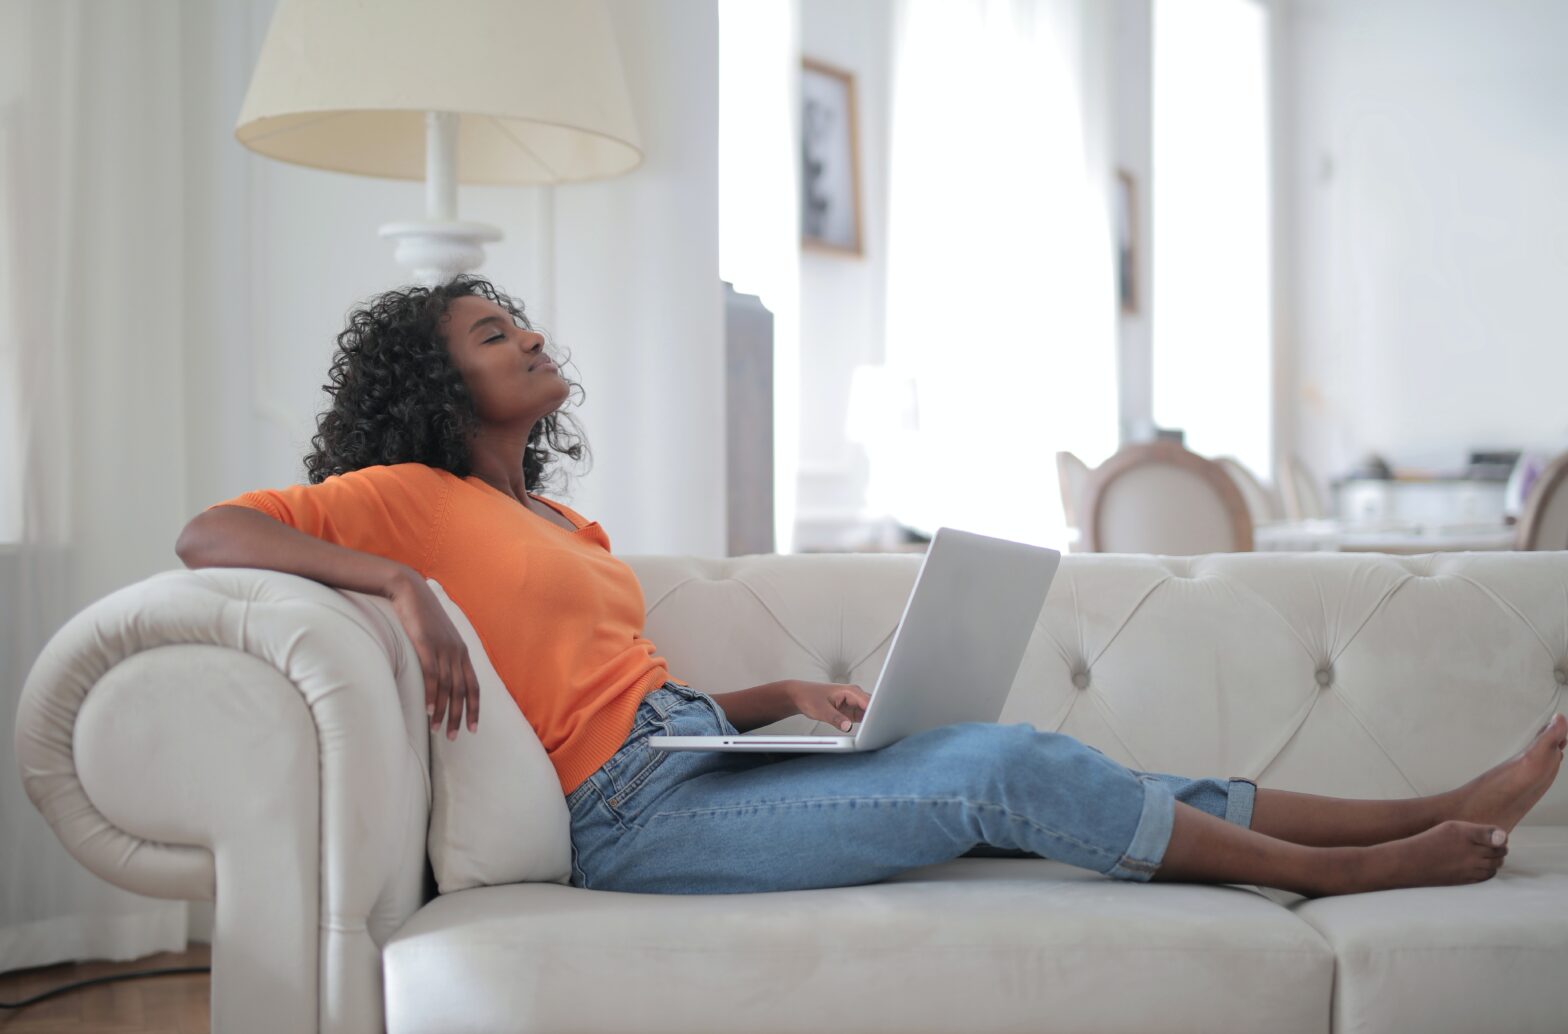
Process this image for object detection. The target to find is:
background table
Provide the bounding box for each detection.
[1334,477,1509,526]
[1254,518,1519,553]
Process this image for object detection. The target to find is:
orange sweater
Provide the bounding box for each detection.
[207,463,686,795]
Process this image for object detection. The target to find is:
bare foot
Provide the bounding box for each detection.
[1311,821,1509,896]
[1450,713,1567,833]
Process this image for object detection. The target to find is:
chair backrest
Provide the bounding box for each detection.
[1055,450,1092,528]
[1080,441,1254,553]
[1515,450,1568,550]
[1215,455,1281,526]
[1280,453,1327,520]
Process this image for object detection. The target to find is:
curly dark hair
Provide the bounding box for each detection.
[303,275,590,491]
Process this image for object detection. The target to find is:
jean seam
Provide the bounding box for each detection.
[639,793,1118,861]
[568,776,607,815]
[568,833,589,888]
[567,773,608,812]
[605,739,675,814]
[646,682,701,715]
[591,691,713,825]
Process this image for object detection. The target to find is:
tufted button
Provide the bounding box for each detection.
[1556,668,1568,686]
[1071,671,1090,690]
[1315,668,1333,687]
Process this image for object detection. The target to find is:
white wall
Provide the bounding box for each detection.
[795,0,894,531]
[184,0,723,557]
[1278,0,1568,485]
[1112,0,1154,446]
[552,1,724,556]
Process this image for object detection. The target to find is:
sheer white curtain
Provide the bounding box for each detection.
[883,0,1118,550]
[1,1,200,970]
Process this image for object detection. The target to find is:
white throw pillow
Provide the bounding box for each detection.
[424,580,572,891]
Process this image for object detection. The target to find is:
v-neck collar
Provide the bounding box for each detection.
[464,475,590,534]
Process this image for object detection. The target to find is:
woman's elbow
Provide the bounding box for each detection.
[175,513,212,567]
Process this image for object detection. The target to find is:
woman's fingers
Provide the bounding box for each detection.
[445,651,467,739]
[431,651,452,733]
[461,654,480,732]
[828,688,861,730]
[420,644,440,724]
[446,659,465,739]
[838,685,869,720]
[423,646,479,739]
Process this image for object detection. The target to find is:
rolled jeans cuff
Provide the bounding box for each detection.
[1225,777,1258,829]
[1106,777,1176,882]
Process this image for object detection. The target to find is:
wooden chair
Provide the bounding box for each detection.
[1055,450,1092,530]
[1279,453,1327,520]
[1215,455,1282,527]
[1079,441,1254,553]
[1515,451,1568,550]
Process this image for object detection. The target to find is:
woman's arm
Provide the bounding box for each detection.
[177,505,483,738]
[175,504,413,598]
[708,681,796,734]
[710,679,870,734]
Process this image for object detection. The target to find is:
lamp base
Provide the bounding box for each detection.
[379,219,503,285]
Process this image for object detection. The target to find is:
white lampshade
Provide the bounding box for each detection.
[234,0,642,185]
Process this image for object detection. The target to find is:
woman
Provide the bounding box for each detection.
[176,275,1566,897]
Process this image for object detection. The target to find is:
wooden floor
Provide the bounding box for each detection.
[0,945,209,1033]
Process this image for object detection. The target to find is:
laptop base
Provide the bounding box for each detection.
[648,734,858,752]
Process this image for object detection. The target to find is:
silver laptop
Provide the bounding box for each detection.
[648,527,1061,753]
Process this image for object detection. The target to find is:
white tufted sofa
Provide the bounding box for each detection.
[14,550,1568,1034]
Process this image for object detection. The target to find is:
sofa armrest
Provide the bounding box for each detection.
[15,567,433,1034]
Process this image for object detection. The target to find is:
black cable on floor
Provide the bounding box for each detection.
[0,966,211,1009]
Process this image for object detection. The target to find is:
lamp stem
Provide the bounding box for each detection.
[425,111,458,220]
[380,110,501,284]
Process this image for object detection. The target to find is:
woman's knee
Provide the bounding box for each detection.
[914,721,1053,790]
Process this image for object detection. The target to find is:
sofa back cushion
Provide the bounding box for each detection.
[425,580,571,892]
[420,548,1568,893]
[620,550,1568,826]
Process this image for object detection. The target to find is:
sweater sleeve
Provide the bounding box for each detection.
[204,463,451,576]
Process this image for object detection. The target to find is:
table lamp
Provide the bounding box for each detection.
[234,0,643,284]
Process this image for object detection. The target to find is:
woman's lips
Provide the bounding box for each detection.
[532,359,558,373]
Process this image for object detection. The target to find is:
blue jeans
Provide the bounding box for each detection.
[566,682,1257,894]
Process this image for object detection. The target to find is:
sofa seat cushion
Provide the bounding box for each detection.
[383,857,1332,1034]
[1287,825,1568,1034]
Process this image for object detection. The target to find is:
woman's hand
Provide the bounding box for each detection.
[385,569,480,740]
[782,680,871,732]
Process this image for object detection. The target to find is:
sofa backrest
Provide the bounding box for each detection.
[622,550,1568,825]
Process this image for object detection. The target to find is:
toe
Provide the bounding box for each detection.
[1533,715,1566,748]
[1475,826,1508,847]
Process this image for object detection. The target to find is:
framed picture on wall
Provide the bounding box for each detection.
[800,58,863,256]
[1114,168,1139,315]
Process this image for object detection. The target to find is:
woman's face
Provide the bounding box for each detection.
[440,294,569,429]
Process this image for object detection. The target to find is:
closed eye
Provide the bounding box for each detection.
[484,333,505,344]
